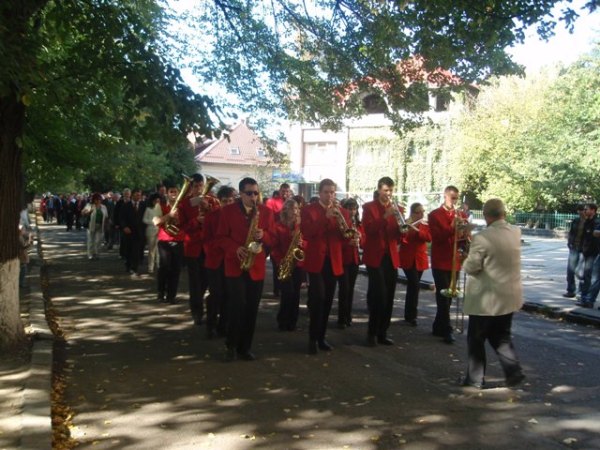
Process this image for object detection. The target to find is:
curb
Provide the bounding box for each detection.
[522,301,600,327]
[21,223,54,449]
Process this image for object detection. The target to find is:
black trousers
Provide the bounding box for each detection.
[307,257,338,343]
[123,234,141,272]
[432,269,453,336]
[366,254,397,338]
[277,267,304,330]
[207,264,227,334]
[402,267,423,322]
[157,241,184,301]
[186,253,208,321]
[466,313,523,384]
[338,263,359,325]
[225,272,263,354]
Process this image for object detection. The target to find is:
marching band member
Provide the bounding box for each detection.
[179,174,209,325]
[428,185,468,344]
[203,186,236,339]
[216,177,274,361]
[271,199,305,331]
[153,184,185,304]
[266,183,293,298]
[362,176,403,346]
[300,178,351,354]
[399,202,431,326]
[337,198,362,328]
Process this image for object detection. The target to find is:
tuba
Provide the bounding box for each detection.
[165,175,192,236]
[278,227,305,281]
[240,202,263,271]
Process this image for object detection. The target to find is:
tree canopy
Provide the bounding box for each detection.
[450,45,600,211]
[178,0,598,131]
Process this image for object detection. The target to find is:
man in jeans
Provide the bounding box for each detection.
[572,203,599,306]
[563,205,586,298]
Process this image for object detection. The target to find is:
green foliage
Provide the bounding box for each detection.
[451,46,600,211]
[177,0,595,131]
[2,0,222,194]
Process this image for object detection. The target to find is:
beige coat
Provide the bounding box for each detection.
[463,219,523,316]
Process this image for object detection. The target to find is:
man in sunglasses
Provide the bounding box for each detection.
[216,177,275,361]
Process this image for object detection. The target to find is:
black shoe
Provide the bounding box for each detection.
[432,330,446,337]
[562,292,576,298]
[575,301,593,308]
[192,313,203,326]
[318,340,333,351]
[157,295,167,303]
[405,319,417,327]
[345,320,352,327]
[238,351,256,361]
[308,340,318,355]
[337,322,346,329]
[443,334,456,344]
[166,297,176,305]
[367,335,377,347]
[461,377,484,389]
[224,347,237,362]
[377,337,394,346]
[505,373,525,387]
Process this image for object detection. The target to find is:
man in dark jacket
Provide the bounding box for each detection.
[564,205,587,298]
[119,189,146,276]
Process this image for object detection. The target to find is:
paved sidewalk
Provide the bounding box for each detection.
[2,225,599,449]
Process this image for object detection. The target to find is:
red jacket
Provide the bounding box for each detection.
[399,224,431,271]
[428,206,464,271]
[203,208,223,270]
[179,196,204,258]
[361,200,401,269]
[157,203,185,242]
[216,201,274,280]
[271,222,306,268]
[300,202,349,276]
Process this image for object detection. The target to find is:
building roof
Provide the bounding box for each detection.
[195,121,269,166]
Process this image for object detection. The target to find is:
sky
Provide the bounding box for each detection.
[507,0,599,72]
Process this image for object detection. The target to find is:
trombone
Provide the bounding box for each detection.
[441,212,468,333]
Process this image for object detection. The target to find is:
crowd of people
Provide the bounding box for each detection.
[38,176,525,388]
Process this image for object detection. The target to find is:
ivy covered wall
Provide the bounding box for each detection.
[347,121,459,200]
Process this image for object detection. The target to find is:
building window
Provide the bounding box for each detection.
[304,142,337,166]
[362,94,387,114]
[229,147,240,155]
[256,148,266,158]
[433,91,451,112]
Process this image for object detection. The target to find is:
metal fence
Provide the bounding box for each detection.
[470,210,578,230]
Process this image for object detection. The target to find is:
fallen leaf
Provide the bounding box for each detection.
[528,418,539,424]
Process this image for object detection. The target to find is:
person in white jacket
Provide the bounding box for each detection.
[461,198,525,389]
[143,193,161,273]
[82,193,108,260]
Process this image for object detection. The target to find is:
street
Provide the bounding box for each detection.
[40,226,600,449]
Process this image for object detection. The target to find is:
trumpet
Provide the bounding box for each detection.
[329,199,357,239]
[386,198,409,232]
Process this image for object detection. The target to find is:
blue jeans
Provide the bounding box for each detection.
[566,249,582,295]
[582,255,600,305]
[579,255,596,298]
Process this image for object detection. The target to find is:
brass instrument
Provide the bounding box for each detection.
[441,211,463,299]
[390,198,409,232]
[277,227,305,281]
[240,202,263,271]
[165,175,192,236]
[330,199,356,239]
[201,175,221,211]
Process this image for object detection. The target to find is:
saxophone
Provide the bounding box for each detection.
[277,227,305,281]
[240,202,263,271]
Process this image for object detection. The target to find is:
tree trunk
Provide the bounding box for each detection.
[0,92,26,349]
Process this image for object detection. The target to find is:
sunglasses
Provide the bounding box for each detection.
[244,191,260,196]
